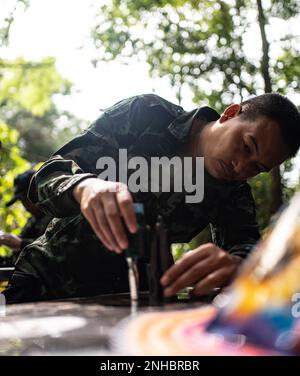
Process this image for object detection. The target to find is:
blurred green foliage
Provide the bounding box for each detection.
[172,242,191,261]
[0,57,86,162]
[0,121,30,256]
[0,0,30,47]
[0,57,71,117]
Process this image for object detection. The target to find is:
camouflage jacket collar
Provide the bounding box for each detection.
[168,106,220,143]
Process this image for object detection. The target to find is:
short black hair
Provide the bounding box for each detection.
[240,93,300,157]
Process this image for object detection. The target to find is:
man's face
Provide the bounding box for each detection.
[198,109,289,181]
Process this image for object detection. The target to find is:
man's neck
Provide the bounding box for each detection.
[180,118,214,157]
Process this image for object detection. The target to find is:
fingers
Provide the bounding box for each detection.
[83,203,117,252]
[161,245,212,287]
[102,193,129,252]
[95,204,122,252]
[192,267,233,296]
[163,256,216,297]
[161,244,239,297]
[78,180,137,253]
[116,185,137,234]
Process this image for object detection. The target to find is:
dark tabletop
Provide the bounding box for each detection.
[0,292,215,355]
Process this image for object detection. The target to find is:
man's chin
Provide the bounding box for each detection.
[205,161,228,181]
[205,166,226,181]
[205,165,239,182]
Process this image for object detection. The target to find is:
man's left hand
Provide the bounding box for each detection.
[160,243,242,297]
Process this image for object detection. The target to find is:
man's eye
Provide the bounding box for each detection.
[244,142,251,154]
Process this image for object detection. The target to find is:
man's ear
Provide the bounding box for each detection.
[219,104,242,123]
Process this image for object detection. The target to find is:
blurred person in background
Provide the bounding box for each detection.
[0,170,52,266]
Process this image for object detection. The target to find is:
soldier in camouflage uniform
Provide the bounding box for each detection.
[3,93,300,303]
[0,170,52,267]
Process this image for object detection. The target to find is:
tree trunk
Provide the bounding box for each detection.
[256,0,283,214]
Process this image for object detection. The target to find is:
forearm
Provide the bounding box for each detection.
[28,155,96,218]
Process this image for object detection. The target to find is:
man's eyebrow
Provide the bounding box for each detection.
[250,135,271,172]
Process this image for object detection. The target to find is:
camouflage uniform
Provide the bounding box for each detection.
[0,211,52,268]
[4,94,260,303]
[0,169,52,267]
[19,213,53,249]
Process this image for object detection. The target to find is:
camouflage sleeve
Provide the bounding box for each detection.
[28,95,168,218]
[18,218,35,248]
[28,155,97,218]
[210,182,260,259]
[20,238,34,249]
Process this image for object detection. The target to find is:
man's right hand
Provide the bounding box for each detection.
[73,178,137,253]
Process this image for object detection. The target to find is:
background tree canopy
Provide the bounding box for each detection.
[91,0,300,107]
[0,56,87,162]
